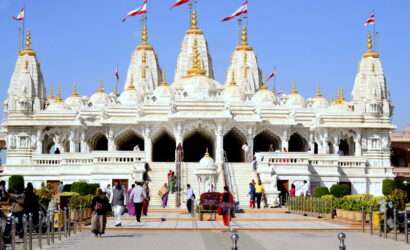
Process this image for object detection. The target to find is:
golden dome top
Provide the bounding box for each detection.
[96,81,105,93]
[186,6,203,35]
[47,84,55,101]
[363,32,379,58]
[334,88,346,104]
[186,40,206,77]
[55,82,64,103]
[236,26,252,51]
[259,83,269,90]
[291,81,299,95]
[71,83,80,97]
[19,31,36,56]
[315,85,322,97]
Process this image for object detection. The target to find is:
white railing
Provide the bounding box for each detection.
[255,152,367,168]
[32,151,145,166]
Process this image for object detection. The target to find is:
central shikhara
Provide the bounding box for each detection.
[2,8,394,207]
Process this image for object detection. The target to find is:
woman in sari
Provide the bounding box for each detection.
[219,186,234,227]
[142,182,150,216]
[158,183,169,208]
[127,184,136,216]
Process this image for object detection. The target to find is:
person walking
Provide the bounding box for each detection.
[159,183,169,208]
[219,186,234,226]
[105,184,112,200]
[186,184,195,214]
[142,182,150,216]
[58,181,64,193]
[91,188,110,237]
[255,181,264,209]
[24,183,40,227]
[290,184,296,198]
[127,184,136,216]
[248,182,256,208]
[130,182,146,223]
[110,182,125,227]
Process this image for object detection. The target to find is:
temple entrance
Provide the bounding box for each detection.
[253,130,281,153]
[223,128,246,162]
[89,133,108,151]
[288,133,309,152]
[116,130,144,151]
[42,134,55,154]
[153,131,176,162]
[338,137,355,156]
[278,180,289,205]
[183,131,214,162]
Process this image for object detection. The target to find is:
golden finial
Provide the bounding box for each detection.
[236,25,252,51]
[126,74,136,91]
[204,147,210,157]
[55,82,63,103]
[19,31,36,56]
[363,32,379,58]
[48,84,55,101]
[160,71,168,86]
[97,81,105,93]
[260,83,268,90]
[315,85,322,97]
[291,81,298,95]
[186,4,203,35]
[335,88,345,104]
[229,71,236,86]
[186,40,206,77]
[71,82,79,97]
[137,17,153,51]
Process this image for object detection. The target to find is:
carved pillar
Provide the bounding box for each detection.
[355,134,362,156]
[108,128,116,151]
[174,123,183,146]
[144,127,152,162]
[36,129,42,154]
[321,130,329,154]
[309,132,315,154]
[80,130,88,153]
[281,129,289,152]
[215,124,224,164]
[246,127,255,162]
[69,130,76,153]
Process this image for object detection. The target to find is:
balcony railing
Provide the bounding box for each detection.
[255,152,367,168]
[32,151,145,166]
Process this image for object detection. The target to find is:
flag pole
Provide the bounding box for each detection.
[372,9,376,49]
[22,6,26,49]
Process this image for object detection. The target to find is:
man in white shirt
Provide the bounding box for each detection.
[186,184,195,214]
[130,182,146,222]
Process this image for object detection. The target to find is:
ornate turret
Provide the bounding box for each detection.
[225,24,262,95]
[186,40,206,77]
[125,17,161,94]
[352,32,391,116]
[174,5,214,82]
[7,31,46,113]
[286,81,305,108]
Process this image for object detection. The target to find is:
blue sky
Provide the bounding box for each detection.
[0,0,409,129]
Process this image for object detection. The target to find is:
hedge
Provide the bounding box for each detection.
[8,175,25,193]
[330,184,351,198]
[382,179,396,196]
[70,182,100,196]
[313,187,330,198]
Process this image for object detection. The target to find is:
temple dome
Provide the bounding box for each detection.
[310,87,329,109]
[286,84,305,108]
[89,84,111,108]
[252,84,277,105]
[199,151,215,169]
[153,82,174,103]
[331,89,350,111]
[118,89,142,106]
[64,85,83,110]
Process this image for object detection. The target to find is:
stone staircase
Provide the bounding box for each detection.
[227,163,258,208]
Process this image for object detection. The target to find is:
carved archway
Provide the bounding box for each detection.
[89,133,108,151]
[253,130,281,153]
[224,128,246,162]
[115,130,144,151]
[153,131,176,162]
[288,133,309,152]
[183,130,214,162]
[338,137,355,156]
[42,134,55,154]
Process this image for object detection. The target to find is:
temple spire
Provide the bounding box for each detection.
[48,84,55,101]
[19,31,36,56]
[316,85,322,97]
[160,71,168,86]
[335,88,345,104]
[186,40,206,77]
[71,82,79,97]
[236,24,252,51]
[186,4,203,35]
[55,82,63,103]
[291,81,298,95]
[97,81,105,93]
[137,16,153,51]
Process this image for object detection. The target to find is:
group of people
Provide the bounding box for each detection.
[248,179,267,209]
[91,181,151,237]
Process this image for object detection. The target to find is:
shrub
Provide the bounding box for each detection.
[313,187,330,198]
[63,184,72,192]
[330,184,351,198]
[382,179,396,196]
[86,184,100,195]
[8,175,25,193]
[70,182,99,195]
[35,184,53,207]
[387,189,406,210]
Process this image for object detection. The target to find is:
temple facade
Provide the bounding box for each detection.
[2,9,394,207]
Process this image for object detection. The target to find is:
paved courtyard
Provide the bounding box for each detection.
[44,231,409,250]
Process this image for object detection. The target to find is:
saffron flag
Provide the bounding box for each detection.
[364,13,376,27]
[222,1,248,22]
[171,0,191,8]
[13,8,25,21]
[122,0,148,22]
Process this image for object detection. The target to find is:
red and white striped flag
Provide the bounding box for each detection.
[13,8,25,21]
[222,1,248,22]
[122,0,148,22]
[171,0,191,8]
[364,13,376,27]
